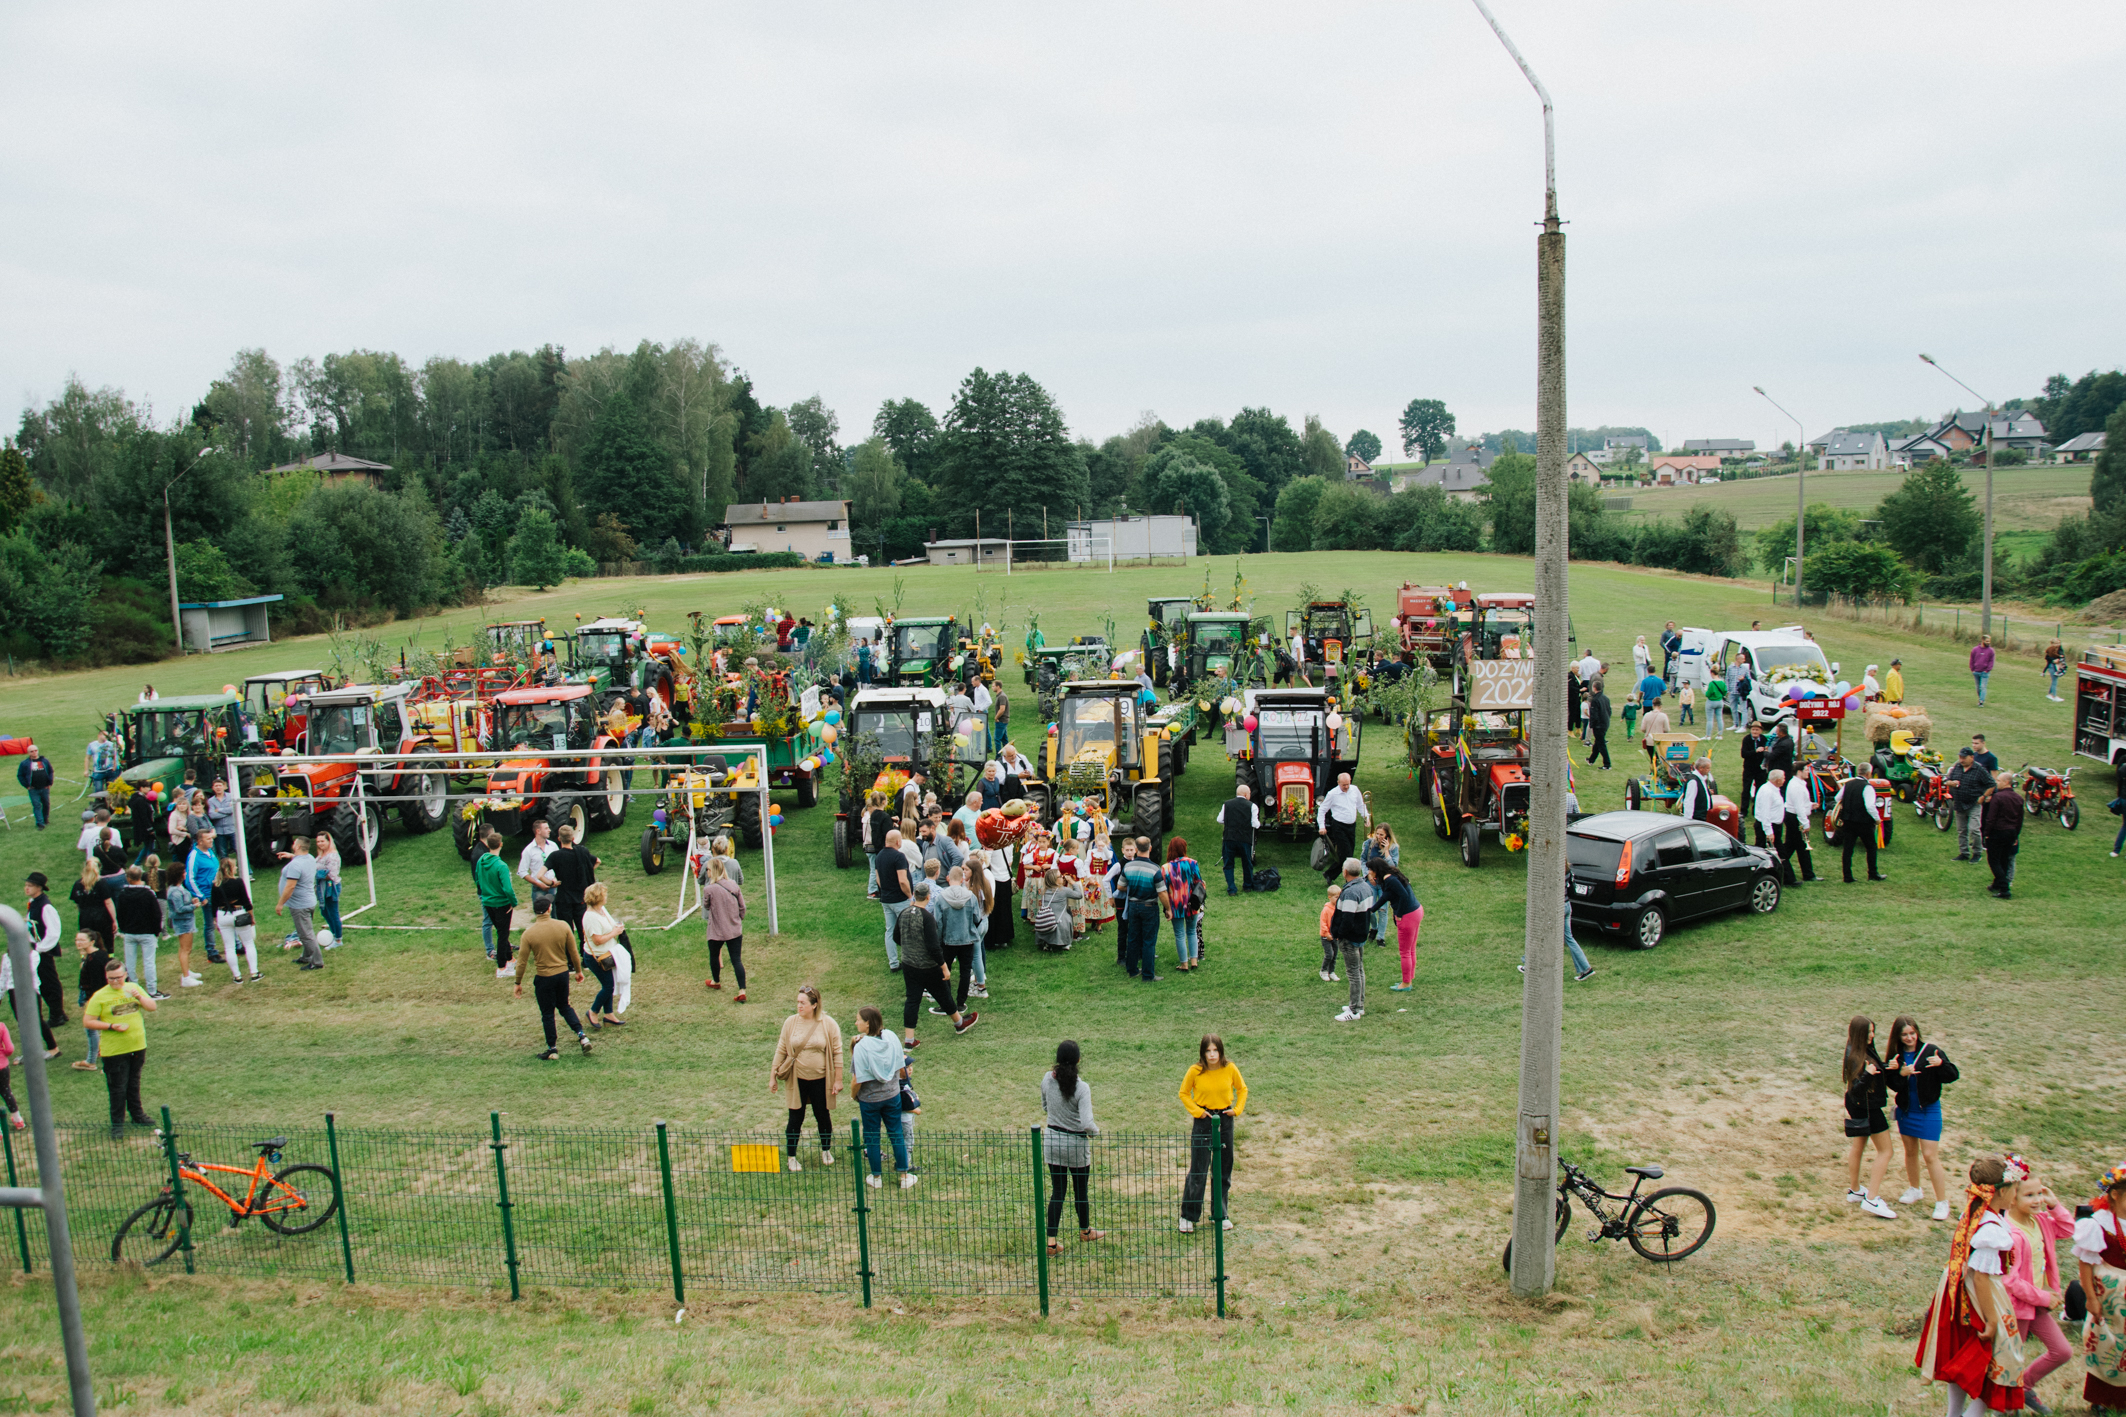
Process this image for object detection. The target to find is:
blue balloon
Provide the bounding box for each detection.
[821,748,836,763]
[824,709,842,726]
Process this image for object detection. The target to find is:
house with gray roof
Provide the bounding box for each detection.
[1805,429,1888,471]
[2057,430,2107,462]
[1986,412,2050,455]
[1680,438,1754,460]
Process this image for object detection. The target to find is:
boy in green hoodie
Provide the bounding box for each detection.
[474,829,519,979]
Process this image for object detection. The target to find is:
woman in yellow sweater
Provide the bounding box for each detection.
[1178,1034,1246,1233]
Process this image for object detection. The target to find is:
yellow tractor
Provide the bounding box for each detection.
[640,753,767,872]
[1027,679,1174,839]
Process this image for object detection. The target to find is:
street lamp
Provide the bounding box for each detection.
[1919,353,1997,636]
[1753,388,1807,609]
[163,445,220,653]
[1470,0,1568,1300]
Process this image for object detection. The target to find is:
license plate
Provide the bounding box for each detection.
[1573,882,1591,895]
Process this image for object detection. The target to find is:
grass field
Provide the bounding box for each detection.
[0,551,2117,1415]
[1613,463,2094,534]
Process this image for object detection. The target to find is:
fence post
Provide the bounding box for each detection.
[1,1122,29,1273]
[489,1111,520,1301]
[159,1105,195,1275]
[324,1111,355,1284]
[1211,1120,1226,1319]
[655,1121,685,1310]
[1031,1127,1049,1317]
[850,1117,872,1309]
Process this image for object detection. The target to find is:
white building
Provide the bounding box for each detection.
[1065,515,1197,563]
[1806,429,1889,471]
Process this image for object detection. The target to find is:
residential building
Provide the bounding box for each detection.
[922,538,1012,567]
[1986,412,2050,455]
[2057,430,2107,462]
[724,498,853,560]
[265,451,391,488]
[1889,433,1952,468]
[1919,411,1989,453]
[1345,452,1374,479]
[1565,452,1602,486]
[1679,438,1754,461]
[1805,429,1889,471]
[1648,454,1723,485]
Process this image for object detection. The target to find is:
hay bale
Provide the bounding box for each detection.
[1866,708,1932,744]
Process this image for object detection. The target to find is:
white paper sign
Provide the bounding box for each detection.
[1468,659,1536,710]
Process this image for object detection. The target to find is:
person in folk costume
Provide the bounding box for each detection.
[1016,826,1057,923]
[2073,1162,2126,1414]
[1057,836,1091,941]
[1916,1154,2030,1416]
[1084,830,1117,932]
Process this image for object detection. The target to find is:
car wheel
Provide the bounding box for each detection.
[1633,905,1666,950]
[1748,874,1781,914]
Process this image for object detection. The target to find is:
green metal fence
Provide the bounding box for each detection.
[0,1113,1224,1315]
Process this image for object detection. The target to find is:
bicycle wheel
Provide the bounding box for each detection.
[1625,1187,1715,1262]
[112,1194,194,1267]
[1500,1192,1573,1272]
[258,1164,340,1235]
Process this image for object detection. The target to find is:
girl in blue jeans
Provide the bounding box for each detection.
[848,1007,916,1189]
[1162,839,1205,970]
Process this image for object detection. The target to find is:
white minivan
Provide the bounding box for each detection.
[1676,626,1840,727]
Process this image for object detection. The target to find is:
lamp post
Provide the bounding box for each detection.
[1470,0,1568,1300]
[1753,389,1806,608]
[1919,354,1996,637]
[163,445,220,653]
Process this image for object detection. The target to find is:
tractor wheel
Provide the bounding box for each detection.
[323,800,382,866]
[1418,761,1434,806]
[1625,778,1645,812]
[450,805,482,861]
[737,790,764,849]
[641,826,667,875]
[1131,783,1165,859]
[1460,819,1483,869]
[795,771,818,810]
[1023,781,1054,828]
[595,758,630,830]
[1163,777,1176,831]
[549,794,590,844]
[242,799,275,862]
[1157,738,1175,793]
[833,816,854,868]
[400,750,448,835]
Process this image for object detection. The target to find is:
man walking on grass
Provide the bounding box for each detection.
[475,828,518,978]
[1216,784,1260,895]
[1328,859,1374,1022]
[1947,747,1988,862]
[1981,771,2025,900]
[14,746,53,830]
[549,825,598,943]
[513,898,591,1060]
[274,836,325,970]
[1585,686,1613,770]
[1316,773,1367,885]
[1118,837,1165,982]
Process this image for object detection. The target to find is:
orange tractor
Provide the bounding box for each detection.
[451,683,631,857]
[258,682,452,863]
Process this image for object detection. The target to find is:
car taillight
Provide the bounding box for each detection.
[1614,840,1633,886]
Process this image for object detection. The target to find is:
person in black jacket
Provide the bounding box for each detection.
[548,825,599,941]
[1764,721,1796,782]
[1215,786,1260,895]
[14,747,54,830]
[1945,747,1989,862]
[1834,773,1886,883]
[1883,1015,1959,1221]
[1841,1015,1897,1218]
[1737,721,1768,838]
[1585,689,1612,770]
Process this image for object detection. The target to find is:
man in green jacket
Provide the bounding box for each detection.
[474,828,519,980]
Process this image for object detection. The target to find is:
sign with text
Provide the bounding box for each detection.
[1468,659,1536,711]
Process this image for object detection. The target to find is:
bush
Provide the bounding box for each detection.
[1806,541,1917,601]
[658,551,810,574]
[83,576,175,667]
[562,547,597,579]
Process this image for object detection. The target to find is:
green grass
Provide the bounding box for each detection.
[0,550,2113,1414]
[1613,463,2093,533]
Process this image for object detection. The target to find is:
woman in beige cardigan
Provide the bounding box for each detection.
[769,983,843,1172]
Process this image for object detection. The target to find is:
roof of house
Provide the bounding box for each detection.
[266,451,392,475]
[1650,455,1722,471]
[1680,439,1754,454]
[2057,431,2108,453]
[1395,464,1491,494]
[1987,413,2048,439]
[1890,433,1950,451]
[1602,436,1649,450]
[176,593,285,610]
[732,500,849,522]
[1810,429,1887,457]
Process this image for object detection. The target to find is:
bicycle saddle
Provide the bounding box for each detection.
[1626,1164,1664,1180]
[253,1136,288,1152]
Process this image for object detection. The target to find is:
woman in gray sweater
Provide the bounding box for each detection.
[1041,1040,1106,1254]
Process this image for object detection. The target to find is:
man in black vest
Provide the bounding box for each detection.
[1737,720,1767,833]
[1677,759,1715,821]
[1215,785,1260,895]
[1834,772,1886,884]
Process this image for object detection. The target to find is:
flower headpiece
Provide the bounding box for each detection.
[2000,1154,2030,1185]
[2094,1163,2126,1212]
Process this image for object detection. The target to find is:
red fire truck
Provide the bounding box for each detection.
[2073,644,2126,777]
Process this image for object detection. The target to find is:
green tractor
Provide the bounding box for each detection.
[565,616,684,713]
[885,616,959,687]
[1140,598,1196,687]
[110,694,244,801]
[1178,612,1264,692]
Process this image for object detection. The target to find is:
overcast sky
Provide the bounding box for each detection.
[3,1,2120,456]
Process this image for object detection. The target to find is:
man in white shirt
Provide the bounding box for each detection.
[1291,632,1309,685]
[997,743,1034,781]
[1754,771,1790,882]
[76,811,106,857]
[1781,768,1817,883]
[1214,784,1262,895]
[518,818,560,912]
[1576,651,1602,688]
[1316,773,1368,885]
[1677,759,1715,822]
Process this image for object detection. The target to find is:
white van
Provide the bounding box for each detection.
[1677,626,1840,727]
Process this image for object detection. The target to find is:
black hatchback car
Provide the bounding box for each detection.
[1567,810,1782,949]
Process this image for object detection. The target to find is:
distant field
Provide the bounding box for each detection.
[1612,464,2093,533]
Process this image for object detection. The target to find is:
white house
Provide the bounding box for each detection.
[724,498,852,559]
[1806,429,1889,471]
[2058,430,2107,462]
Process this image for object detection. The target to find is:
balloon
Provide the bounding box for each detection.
[222,684,237,695]
[1843,694,1862,713]
[1243,715,1258,732]
[1834,680,1851,696]
[820,724,839,744]
[954,733,970,747]
[824,709,842,726]
[822,748,835,763]
[1326,712,1344,730]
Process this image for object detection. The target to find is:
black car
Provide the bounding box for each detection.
[1567,810,1782,949]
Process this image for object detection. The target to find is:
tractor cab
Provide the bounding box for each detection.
[116,694,244,797]
[1026,639,1109,693]
[1469,593,1537,662]
[886,617,959,686]
[1180,613,1258,688]
[483,620,551,672]
[1025,679,1173,836]
[263,682,443,863]
[242,671,328,753]
[1286,601,1374,675]
[491,684,603,754]
[302,683,419,758]
[1397,584,1473,670]
[567,617,647,689]
[1141,598,1197,686]
[1234,687,1361,836]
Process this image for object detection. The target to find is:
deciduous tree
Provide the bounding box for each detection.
[1344,429,1382,464]
[1398,398,1456,462]
[1875,459,1978,573]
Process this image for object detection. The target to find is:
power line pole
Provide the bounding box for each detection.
[1754,389,1806,609]
[1470,0,1566,1299]
[1919,354,1998,636]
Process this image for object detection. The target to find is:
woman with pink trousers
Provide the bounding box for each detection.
[1366,859,1423,992]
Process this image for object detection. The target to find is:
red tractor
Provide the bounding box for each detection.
[242,671,331,754]
[1427,658,1535,868]
[1396,584,1474,674]
[451,683,630,858]
[257,682,451,863]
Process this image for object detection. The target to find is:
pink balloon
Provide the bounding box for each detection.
[1243,715,1258,732]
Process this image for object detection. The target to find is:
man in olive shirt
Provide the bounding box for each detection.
[513,898,591,1060]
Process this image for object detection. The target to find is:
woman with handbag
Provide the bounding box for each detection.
[1886,1016,1961,1221]
[209,855,259,982]
[1842,1015,1899,1219]
[579,883,630,1030]
[1916,1155,2030,1416]
[314,832,345,947]
[1162,837,1205,972]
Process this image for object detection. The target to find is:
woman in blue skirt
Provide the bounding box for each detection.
[1887,1014,1959,1221]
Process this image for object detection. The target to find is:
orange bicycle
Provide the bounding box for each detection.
[112,1136,339,1266]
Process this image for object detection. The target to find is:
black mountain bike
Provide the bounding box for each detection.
[1501,1159,1715,1271]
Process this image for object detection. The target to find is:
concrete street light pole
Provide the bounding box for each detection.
[1919,354,1996,637]
[1469,0,1567,1300]
[1753,389,1806,609]
[162,444,220,653]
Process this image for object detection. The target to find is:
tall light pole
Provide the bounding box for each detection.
[1919,354,1996,636]
[1753,389,1806,609]
[163,445,220,653]
[1470,0,1567,1300]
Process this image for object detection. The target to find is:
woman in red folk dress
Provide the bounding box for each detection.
[2072,1164,2126,1416]
[1916,1155,2030,1416]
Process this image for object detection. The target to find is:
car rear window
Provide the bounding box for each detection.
[1566,835,1622,874]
